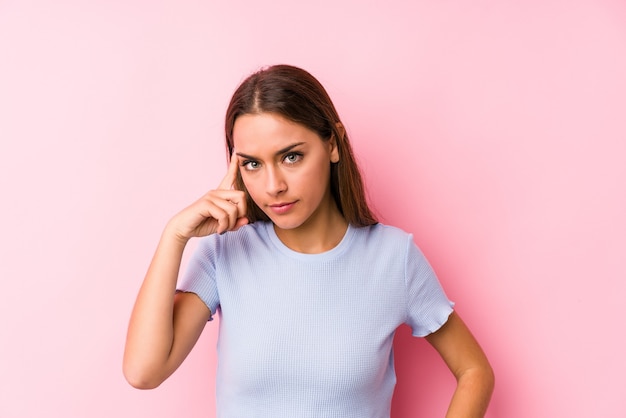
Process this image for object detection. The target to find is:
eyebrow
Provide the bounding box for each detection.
[235,142,306,160]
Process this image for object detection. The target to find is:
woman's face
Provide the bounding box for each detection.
[233,112,339,232]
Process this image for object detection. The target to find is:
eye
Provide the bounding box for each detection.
[283,152,302,165]
[241,160,260,171]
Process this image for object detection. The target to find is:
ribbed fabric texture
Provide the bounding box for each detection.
[178,222,454,418]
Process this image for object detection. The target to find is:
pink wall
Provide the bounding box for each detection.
[1,1,625,417]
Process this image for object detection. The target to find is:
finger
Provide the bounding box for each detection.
[217,149,240,190]
[208,196,239,232]
[232,216,249,231]
[204,189,247,232]
[206,189,247,220]
[198,199,238,235]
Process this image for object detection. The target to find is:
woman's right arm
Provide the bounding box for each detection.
[123,226,210,389]
[123,154,247,389]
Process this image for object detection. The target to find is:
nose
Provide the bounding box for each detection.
[265,166,287,196]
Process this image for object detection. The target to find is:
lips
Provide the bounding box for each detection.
[268,201,297,215]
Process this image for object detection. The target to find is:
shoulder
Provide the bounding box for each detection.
[348,223,417,260]
[353,222,413,245]
[195,221,271,256]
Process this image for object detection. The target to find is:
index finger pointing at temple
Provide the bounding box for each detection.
[217,150,240,190]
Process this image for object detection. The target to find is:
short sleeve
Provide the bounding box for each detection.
[404,235,455,337]
[177,236,221,319]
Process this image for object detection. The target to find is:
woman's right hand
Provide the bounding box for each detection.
[167,152,249,242]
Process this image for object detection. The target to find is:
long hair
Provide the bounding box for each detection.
[224,64,377,227]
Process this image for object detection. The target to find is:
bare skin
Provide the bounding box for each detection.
[123,113,494,416]
[426,312,495,417]
[123,154,247,389]
[233,113,346,253]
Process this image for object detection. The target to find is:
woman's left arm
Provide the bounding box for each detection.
[425,311,495,418]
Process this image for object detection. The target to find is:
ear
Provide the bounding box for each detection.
[335,122,345,139]
[329,135,340,163]
[329,122,344,163]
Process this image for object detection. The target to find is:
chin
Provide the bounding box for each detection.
[267,217,306,231]
[260,210,307,231]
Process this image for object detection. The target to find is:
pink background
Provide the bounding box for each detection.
[1,1,625,417]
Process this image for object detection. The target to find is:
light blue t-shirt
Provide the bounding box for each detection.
[179,222,454,418]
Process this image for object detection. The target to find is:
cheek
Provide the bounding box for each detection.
[240,173,266,206]
[291,166,331,202]
[303,160,332,186]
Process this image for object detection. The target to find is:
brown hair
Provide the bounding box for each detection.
[224,64,377,227]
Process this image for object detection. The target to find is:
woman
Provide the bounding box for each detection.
[124,64,494,417]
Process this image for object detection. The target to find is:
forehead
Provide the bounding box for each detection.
[232,113,322,154]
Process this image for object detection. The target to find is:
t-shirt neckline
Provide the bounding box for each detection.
[263,221,355,262]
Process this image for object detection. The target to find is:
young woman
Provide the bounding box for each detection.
[123,65,494,417]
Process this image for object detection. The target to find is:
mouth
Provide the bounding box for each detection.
[268,201,297,215]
